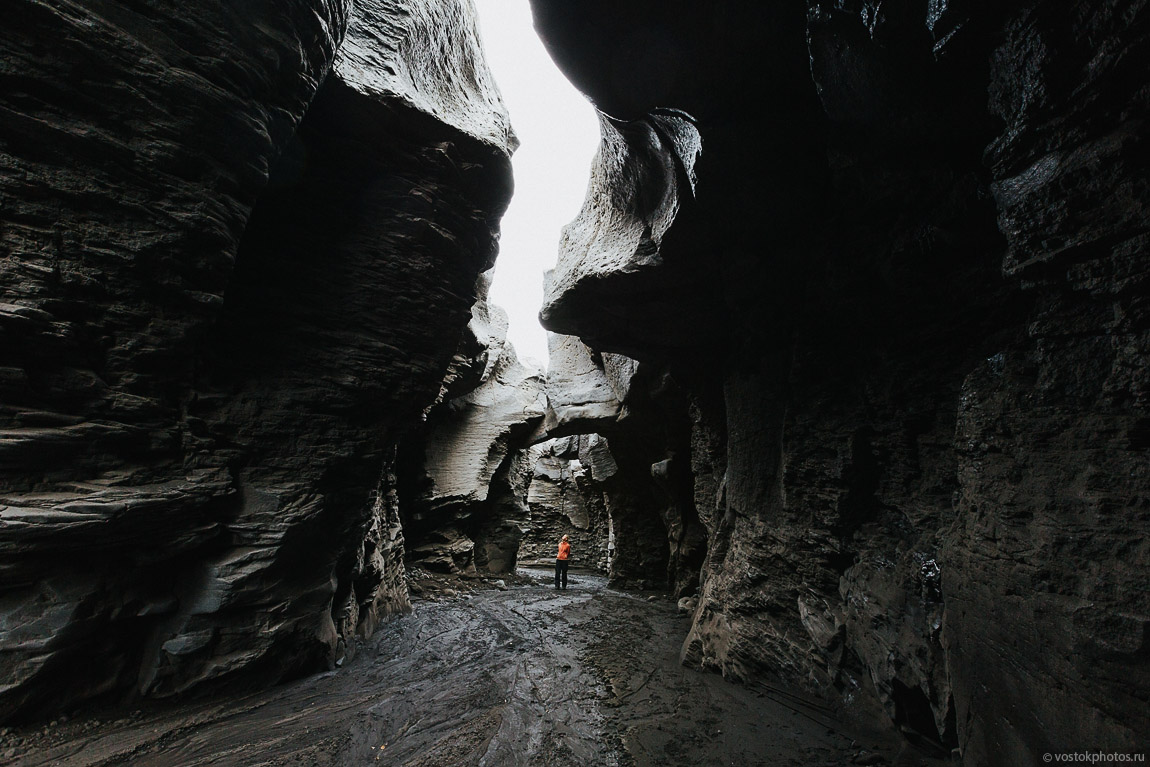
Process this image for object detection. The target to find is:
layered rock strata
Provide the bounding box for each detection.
[396,288,546,573]
[532,0,1149,762]
[0,0,513,721]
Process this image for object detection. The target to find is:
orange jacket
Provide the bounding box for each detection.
[557,541,571,560]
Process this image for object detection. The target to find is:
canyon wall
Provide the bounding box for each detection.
[542,333,702,589]
[532,0,1149,762]
[398,329,650,582]
[1,0,1145,757]
[0,0,513,721]
[397,286,546,574]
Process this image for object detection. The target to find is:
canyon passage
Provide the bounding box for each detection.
[0,1,1147,766]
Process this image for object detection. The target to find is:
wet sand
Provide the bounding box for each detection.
[2,571,931,766]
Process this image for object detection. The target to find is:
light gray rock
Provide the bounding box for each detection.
[418,302,546,514]
[515,438,610,570]
[399,288,546,575]
[335,0,515,152]
[580,434,619,482]
[539,114,707,354]
[542,333,625,436]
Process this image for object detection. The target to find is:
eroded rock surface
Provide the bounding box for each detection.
[515,438,609,571]
[542,334,626,436]
[0,0,513,721]
[397,289,546,574]
[533,0,1149,762]
[534,335,705,592]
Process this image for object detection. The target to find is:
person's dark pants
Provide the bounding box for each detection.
[555,559,569,589]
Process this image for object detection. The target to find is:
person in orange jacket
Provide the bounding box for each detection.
[555,534,571,590]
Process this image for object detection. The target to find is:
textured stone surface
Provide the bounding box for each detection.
[574,434,665,588]
[0,0,512,721]
[542,333,625,436]
[516,438,609,571]
[401,326,675,584]
[533,0,1149,761]
[397,291,546,573]
[536,333,702,591]
[539,113,714,358]
[3,0,1145,756]
[411,298,545,517]
[471,445,536,574]
[940,4,1150,761]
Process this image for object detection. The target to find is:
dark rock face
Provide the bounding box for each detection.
[942,5,1150,761]
[533,0,1149,761]
[0,0,512,721]
[471,445,537,574]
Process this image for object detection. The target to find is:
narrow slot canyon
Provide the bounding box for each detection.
[0,2,1147,766]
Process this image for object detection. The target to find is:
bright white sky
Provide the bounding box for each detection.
[474,0,600,370]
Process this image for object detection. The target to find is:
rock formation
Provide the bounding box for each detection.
[396,327,620,577]
[469,445,537,574]
[535,332,704,592]
[400,329,673,583]
[1,0,1145,761]
[532,0,1149,762]
[542,334,627,435]
[0,0,513,721]
[397,284,546,573]
[513,437,607,570]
